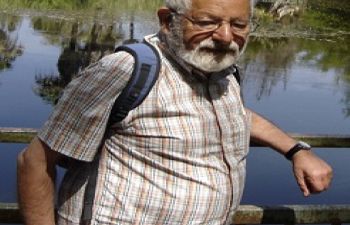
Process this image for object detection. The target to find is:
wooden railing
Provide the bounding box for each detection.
[1,202,350,224]
[1,127,350,224]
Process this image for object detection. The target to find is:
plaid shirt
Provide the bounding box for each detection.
[38,34,251,225]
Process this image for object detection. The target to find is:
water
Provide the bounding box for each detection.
[0,6,349,222]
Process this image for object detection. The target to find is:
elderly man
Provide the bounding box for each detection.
[17,0,332,224]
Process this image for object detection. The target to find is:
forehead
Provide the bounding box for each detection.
[191,0,251,18]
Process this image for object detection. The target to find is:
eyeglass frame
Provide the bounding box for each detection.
[169,9,256,34]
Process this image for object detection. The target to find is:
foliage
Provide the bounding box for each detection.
[307,0,350,15]
[303,0,350,31]
[253,0,350,34]
[0,0,163,12]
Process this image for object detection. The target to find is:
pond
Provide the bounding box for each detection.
[0,1,350,222]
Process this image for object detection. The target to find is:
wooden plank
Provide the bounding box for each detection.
[251,133,350,148]
[296,134,350,148]
[0,127,38,143]
[233,204,350,224]
[0,202,22,223]
[1,127,350,148]
[1,203,350,224]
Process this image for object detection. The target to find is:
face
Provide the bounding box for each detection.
[159,0,251,73]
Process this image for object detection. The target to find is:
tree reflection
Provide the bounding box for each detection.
[298,36,350,78]
[342,88,350,118]
[34,21,82,104]
[33,16,137,105]
[57,22,82,85]
[298,35,350,116]
[240,37,296,100]
[0,13,23,71]
[24,1,350,117]
[240,1,350,116]
[240,34,350,117]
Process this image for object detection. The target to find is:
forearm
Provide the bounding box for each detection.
[247,108,333,196]
[247,108,296,155]
[17,137,57,225]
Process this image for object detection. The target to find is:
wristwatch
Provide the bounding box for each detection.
[285,141,311,160]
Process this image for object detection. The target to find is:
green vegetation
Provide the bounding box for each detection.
[303,0,350,31]
[252,0,350,37]
[0,0,163,12]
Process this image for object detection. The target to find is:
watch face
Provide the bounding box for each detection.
[298,141,311,149]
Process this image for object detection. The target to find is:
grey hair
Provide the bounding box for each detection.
[165,0,192,13]
[165,0,255,18]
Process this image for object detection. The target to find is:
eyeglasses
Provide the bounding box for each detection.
[170,9,251,34]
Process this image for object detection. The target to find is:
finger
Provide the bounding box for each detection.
[296,175,310,196]
[301,183,310,197]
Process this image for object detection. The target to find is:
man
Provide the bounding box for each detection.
[17,0,333,224]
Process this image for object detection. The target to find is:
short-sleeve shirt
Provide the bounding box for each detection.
[38,34,251,225]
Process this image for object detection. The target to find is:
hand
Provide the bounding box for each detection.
[291,150,333,196]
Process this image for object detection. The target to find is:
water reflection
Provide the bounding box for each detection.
[342,87,350,117]
[0,6,349,114]
[30,15,350,116]
[31,14,144,104]
[0,13,23,71]
[239,34,350,117]
[240,37,293,99]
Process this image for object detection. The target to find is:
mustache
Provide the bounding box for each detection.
[197,39,239,53]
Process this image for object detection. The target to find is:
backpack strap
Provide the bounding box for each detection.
[109,41,161,124]
[81,41,160,224]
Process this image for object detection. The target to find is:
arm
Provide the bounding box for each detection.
[247,108,333,196]
[17,137,61,225]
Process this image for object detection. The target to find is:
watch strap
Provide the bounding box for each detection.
[285,141,311,160]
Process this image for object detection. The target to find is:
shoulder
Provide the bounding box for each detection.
[93,51,135,74]
[101,51,135,66]
[72,50,135,85]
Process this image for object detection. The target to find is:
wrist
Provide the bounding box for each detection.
[285,141,311,160]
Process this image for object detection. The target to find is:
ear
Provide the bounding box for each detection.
[157,7,173,33]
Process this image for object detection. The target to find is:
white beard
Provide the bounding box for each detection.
[165,21,243,73]
[179,38,240,72]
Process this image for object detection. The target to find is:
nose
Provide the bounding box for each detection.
[212,22,233,45]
